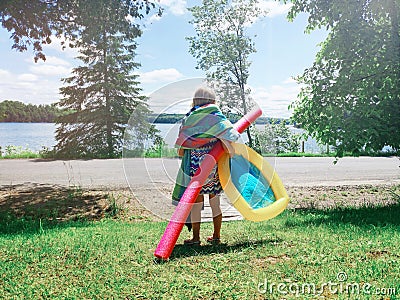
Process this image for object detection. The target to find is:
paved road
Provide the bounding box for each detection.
[2,156,398,222]
[1,156,399,189]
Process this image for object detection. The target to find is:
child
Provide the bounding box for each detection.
[172,86,239,245]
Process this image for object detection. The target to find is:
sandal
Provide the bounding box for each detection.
[184,239,201,246]
[206,236,221,245]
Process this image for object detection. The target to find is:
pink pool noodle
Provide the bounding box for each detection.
[154,107,262,260]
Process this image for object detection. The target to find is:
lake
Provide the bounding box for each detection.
[0,123,57,152]
[0,122,323,153]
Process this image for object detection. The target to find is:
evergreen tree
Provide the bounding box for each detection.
[55,0,148,158]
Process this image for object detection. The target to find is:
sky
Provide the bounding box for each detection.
[0,0,328,119]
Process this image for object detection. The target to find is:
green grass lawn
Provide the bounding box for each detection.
[1,198,399,300]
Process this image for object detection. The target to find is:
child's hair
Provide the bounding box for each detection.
[192,87,216,107]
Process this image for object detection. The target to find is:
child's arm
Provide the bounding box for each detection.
[177,147,184,157]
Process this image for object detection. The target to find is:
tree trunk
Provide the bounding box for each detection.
[103,32,113,158]
[389,0,400,147]
[239,81,253,147]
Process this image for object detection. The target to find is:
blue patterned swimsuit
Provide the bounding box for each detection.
[189,140,223,195]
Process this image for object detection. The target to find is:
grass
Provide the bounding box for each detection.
[0,145,41,159]
[0,188,399,299]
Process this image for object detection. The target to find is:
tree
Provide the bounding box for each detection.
[0,0,161,62]
[187,0,266,147]
[55,0,151,158]
[253,120,300,154]
[0,100,62,122]
[285,0,400,156]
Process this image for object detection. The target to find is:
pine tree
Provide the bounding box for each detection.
[55,0,149,158]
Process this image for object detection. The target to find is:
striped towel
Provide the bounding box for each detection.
[175,104,240,149]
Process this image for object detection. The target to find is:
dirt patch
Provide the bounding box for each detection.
[286,184,399,210]
[253,254,291,268]
[0,183,158,222]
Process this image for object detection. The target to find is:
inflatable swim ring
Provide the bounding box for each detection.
[218,143,289,222]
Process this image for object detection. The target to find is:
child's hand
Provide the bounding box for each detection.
[221,140,235,158]
[177,147,184,157]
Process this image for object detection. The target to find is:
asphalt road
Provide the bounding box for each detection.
[1,156,399,190]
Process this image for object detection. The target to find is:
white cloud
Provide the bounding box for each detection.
[0,56,72,104]
[156,0,289,18]
[0,69,10,77]
[159,0,187,15]
[42,56,72,66]
[148,13,163,23]
[28,55,73,77]
[17,74,38,82]
[147,78,205,113]
[29,64,72,77]
[251,77,300,118]
[140,0,186,26]
[139,68,184,84]
[43,36,80,58]
[259,0,292,18]
[0,71,62,104]
[283,77,297,84]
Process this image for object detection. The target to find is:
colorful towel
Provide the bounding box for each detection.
[171,148,192,231]
[173,103,239,202]
[172,104,240,231]
[175,104,240,149]
[172,149,191,202]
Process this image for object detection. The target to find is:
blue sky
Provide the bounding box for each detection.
[0,0,327,118]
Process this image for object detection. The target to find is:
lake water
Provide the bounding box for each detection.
[0,123,57,152]
[0,122,323,153]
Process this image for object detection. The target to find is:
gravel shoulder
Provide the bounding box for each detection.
[1,182,399,223]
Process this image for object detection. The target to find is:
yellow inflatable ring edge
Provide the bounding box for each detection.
[218,143,290,222]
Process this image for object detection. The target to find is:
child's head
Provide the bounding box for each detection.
[192,87,216,107]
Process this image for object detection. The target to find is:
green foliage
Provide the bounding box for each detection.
[0,0,162,62]
[145,146,178,158]
[286,0,400,157]
[0,100,65,123]
[0,145,59,159]
[253,120,301,155]
[123,108,165,158]
[0,145,40,159]
[150,113,184,123]
[55,1,155,159]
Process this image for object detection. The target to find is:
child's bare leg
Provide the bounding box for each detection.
[191,194,204,242]
[209,194,222,239]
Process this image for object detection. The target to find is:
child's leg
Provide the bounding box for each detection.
[190,194,204,242]
[209,194,222,239]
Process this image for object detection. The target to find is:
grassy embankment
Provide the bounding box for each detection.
[0,146,42,159]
